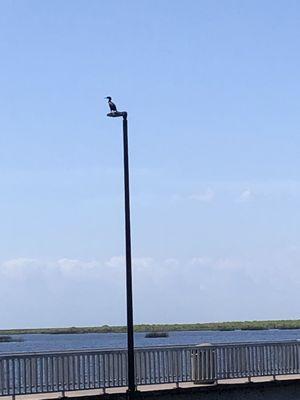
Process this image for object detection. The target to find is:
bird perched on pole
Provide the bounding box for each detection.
[105,96,117,112]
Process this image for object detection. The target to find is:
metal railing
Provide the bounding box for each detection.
[192,340,300,382]
[0,346,194,396]
[216,340,300,379]
[0,341,300,396]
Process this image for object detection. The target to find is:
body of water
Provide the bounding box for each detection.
[0,329,300,354]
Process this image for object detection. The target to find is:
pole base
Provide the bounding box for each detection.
[126,388,139,400]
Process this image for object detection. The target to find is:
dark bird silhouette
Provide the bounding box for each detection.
[105,96,117,112]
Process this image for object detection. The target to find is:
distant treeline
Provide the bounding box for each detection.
[0,336,14,342]
[2,319,300,335]
[0,335,23,343]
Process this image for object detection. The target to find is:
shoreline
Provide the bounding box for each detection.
[1,319,300,335]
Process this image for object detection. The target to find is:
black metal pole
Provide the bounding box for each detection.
[122,113,136,395]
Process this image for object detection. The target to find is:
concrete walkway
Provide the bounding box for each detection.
[2,374,300,400]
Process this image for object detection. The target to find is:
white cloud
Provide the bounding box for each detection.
[163,258,179,268]
[237,188,253,202]
[2,258,37,269]
[171,188,215,204]
[106,256,154,269]
[1,258,41,279]
[190,257,212,266]
[188,188,215,203]
[1,250,300,327]
[106,256,125,269]
[190,257,240,270]
[214,258,241,270]
[134,257,154,269]
[57,258,99,275]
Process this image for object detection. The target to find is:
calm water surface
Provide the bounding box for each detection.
[1,330,300,354]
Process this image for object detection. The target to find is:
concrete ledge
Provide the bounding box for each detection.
[6,376,300,400]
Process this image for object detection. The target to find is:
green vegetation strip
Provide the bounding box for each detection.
[2,320,300,335]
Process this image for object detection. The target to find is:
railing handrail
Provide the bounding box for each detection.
[1,339,299,358]
[213,339,300,347]
[0,344,197,358]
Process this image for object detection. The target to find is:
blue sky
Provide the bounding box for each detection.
[1,1,300,328]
